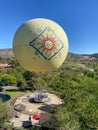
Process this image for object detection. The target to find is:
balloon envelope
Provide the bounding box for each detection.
[13,18,68,73]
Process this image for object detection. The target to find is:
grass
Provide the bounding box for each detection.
[5,90,24,98]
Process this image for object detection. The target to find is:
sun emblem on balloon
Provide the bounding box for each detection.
[29,27,64,60]
[41,36,56,51]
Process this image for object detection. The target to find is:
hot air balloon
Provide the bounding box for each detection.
[13,18,68,73]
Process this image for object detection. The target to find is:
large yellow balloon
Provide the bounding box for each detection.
[13,18,68,73]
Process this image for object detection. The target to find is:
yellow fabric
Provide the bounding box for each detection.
[13,18,68,73]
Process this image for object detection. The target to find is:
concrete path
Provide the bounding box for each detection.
[10,113,39,128]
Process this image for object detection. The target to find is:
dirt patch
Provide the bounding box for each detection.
[14,91,62,114]
[11,91,62,128]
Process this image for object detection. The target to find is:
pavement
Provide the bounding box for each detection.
[10,113,39,128]
[8,90,62,128]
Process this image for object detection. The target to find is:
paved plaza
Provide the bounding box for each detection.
[10,91,62,128]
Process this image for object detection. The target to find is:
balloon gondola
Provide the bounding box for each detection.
[34,93,48,103]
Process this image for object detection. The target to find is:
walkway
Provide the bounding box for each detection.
[10,113,39,128]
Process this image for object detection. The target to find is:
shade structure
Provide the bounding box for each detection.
[14,103,26,111]
[33,114,41,120]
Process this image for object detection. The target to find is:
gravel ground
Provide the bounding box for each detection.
[10,91,62,128]
[10,113,39,128]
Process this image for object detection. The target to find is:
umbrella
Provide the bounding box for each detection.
[33,114,41,120]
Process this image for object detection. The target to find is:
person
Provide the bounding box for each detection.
[11,120,15,126]
[29,115,32,121]
[15,112,20,118]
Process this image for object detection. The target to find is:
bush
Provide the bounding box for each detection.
[1,74,17,86]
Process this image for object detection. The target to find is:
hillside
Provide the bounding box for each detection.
[0,48,98,62]
[0,48,14,58]
[66,52,98,62]
[0,49,98,129]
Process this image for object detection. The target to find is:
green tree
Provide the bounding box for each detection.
[7,66,28,90]
[6,57,19,67]
[17,79,27,90]
[23,71,33,80]
[1,74,17,85]
[49,106,80,130]
[84,70,95,78]
[0,99,13,123]
[0,71,3,87]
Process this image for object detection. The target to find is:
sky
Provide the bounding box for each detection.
[0,0,98,54]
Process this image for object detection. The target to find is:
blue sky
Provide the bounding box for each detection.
[0,0,98,54]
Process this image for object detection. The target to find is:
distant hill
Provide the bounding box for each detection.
[0,48,14,58]
[66,52,98,62]
[0,48,98,62]
[88,53,98,58]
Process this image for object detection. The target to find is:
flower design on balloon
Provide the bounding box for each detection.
[41,36,56,51]
[29,27,64,60]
